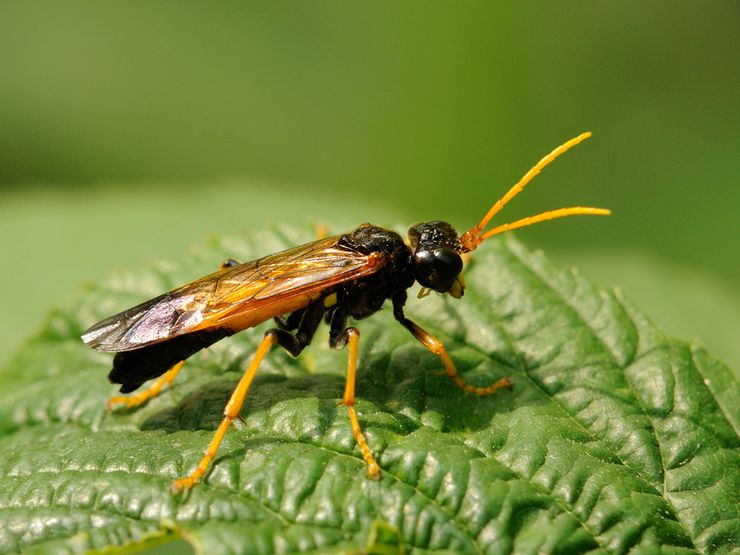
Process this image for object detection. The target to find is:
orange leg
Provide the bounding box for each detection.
[171,332,277,493]
[107,361,185,410]
[408,321,512,396]
[338,328,380,478]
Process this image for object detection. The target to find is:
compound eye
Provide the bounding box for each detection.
[414,249,462,292]
[434,248,462,280]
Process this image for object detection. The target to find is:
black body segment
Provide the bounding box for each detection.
[334,224,415,319]
[110,328,231,393]
[407,221,460,253]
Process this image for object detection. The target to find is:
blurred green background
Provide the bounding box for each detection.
[1,1,738,373]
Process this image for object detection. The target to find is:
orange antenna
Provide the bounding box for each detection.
[459,132,610,252]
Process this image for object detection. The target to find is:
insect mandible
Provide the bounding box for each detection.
[82,132,610,492]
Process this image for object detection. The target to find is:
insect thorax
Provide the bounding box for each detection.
[335,224,415,319]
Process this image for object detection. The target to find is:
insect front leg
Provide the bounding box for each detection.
[392,292,512,396]
[172,302,325,493]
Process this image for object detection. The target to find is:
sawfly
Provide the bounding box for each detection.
[82,132,610,492]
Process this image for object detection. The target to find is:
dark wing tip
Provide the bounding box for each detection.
[81,317,126,352]
[80,291,198,352]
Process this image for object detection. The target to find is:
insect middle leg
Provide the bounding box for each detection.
[171,330,277,493]
[392,292,512,396]
[329,309,380,478]
[172,302,325,493]
[335,327,380,478]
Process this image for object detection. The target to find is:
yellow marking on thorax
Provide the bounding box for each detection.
[323,293,338,308]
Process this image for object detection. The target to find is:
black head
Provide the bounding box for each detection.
[407,221,465,298]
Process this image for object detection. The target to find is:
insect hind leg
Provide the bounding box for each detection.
[107,361,184,410]
[172,301,325,492]
[107,327,230,410]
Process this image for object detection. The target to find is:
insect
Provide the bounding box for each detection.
[82,132,610,493]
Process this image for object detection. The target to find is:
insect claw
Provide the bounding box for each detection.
[466,376,513,397]
[232,415,247,430]
[170,477,193,495]
[366,461,381,479]
[105,396,131,411]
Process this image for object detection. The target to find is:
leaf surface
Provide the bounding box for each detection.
[0,227,737,555]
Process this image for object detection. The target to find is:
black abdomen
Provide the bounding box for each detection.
[109,328,231,393]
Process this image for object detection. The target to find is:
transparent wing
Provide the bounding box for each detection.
[82,236,380,352]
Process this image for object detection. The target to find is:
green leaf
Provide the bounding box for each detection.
[0,227,737,555]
